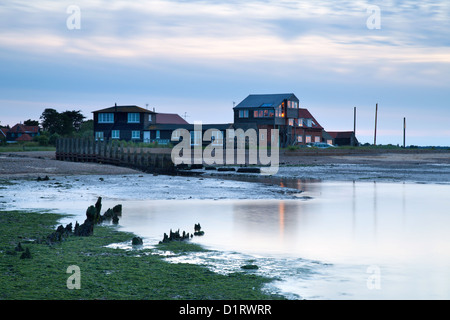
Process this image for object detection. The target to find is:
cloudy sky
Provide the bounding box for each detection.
[1,0,449,146]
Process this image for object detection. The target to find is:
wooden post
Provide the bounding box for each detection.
[403,117,406,148]
[374,103,378,146]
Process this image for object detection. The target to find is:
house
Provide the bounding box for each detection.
[3,124,40,143]
[92,104,193,144]
[296,108,324,145]
[92,105,156,142]
[327,131,359,146]
[233,93,326,147]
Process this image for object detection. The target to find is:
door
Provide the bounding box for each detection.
[143,131,150,143]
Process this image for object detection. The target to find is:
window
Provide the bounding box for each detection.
[149,114,153,122]
[315,136,321,143]
[95,132,104,141]
[268,110,274,117]
[298,118,304,127]
[288,119,294,126]
[306,119,312,127]
[306,136,312,143]
[239,110,249,118]
[156,130,160,139]
[212,130,223,146]
[253,110,259,118]
[128,113,140,123]
[132,131,140,140]
[288,101,291,108]
[98,113,114,123]
[297,135,303,143]
[190,131,202,146]
[112,130,120,139]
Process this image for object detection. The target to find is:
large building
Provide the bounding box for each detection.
[233,93,327,147]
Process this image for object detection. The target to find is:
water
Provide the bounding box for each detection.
[2,174,450,299]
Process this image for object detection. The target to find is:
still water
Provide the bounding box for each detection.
[112,181,450,299]
[3,176,450,299]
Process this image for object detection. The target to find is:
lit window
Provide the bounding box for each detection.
[98,113,114,123]
[289,119,294,126]
[297,135,303,143]
[315,136,321,143]
[254,110,259,118]
[132,131,140,139]
[112,130,120,139]
[128,113,140,123]
[268,110,274,117]
[306,136,312,143]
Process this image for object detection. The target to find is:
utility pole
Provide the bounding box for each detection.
[403,117,406,148]
[374,103,378,146]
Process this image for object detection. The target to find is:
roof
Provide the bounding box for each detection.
[234,93,298,109]
[327,131,355,139]
[9,124,39,134]
[298,108,323,130]
[92,105,155,114]
[155,113,189,125]
[0,128,9,137]
[15,133,33,141]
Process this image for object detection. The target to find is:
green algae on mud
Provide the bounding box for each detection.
[0,210,284,300]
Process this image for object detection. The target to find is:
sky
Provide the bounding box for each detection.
[0,0,449,146]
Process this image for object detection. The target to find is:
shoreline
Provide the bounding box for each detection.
[1,150,450,184]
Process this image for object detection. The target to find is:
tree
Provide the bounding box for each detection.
[62,110,85,132]
[40,108,61,134]
[39,108,86,136]
[24,119,39,126]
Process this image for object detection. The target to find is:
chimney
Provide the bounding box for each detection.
[115,103,117,112]
[153,107,155,112]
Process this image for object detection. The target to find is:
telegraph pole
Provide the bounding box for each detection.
[403,117,406,148]
[374,103,378,146]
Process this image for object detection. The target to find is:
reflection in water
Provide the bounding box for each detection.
[3,176,450,299]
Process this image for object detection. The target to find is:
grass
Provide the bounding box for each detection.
[0,210,284,300]
[0,143,56,153]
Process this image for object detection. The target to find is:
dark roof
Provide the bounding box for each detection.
[92,105,155,113]
[155,113,189,125]
[327,131,355,139]
[234,93,298,109]
[298,108,323,130]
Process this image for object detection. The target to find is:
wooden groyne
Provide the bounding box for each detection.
[55,138,176,174]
